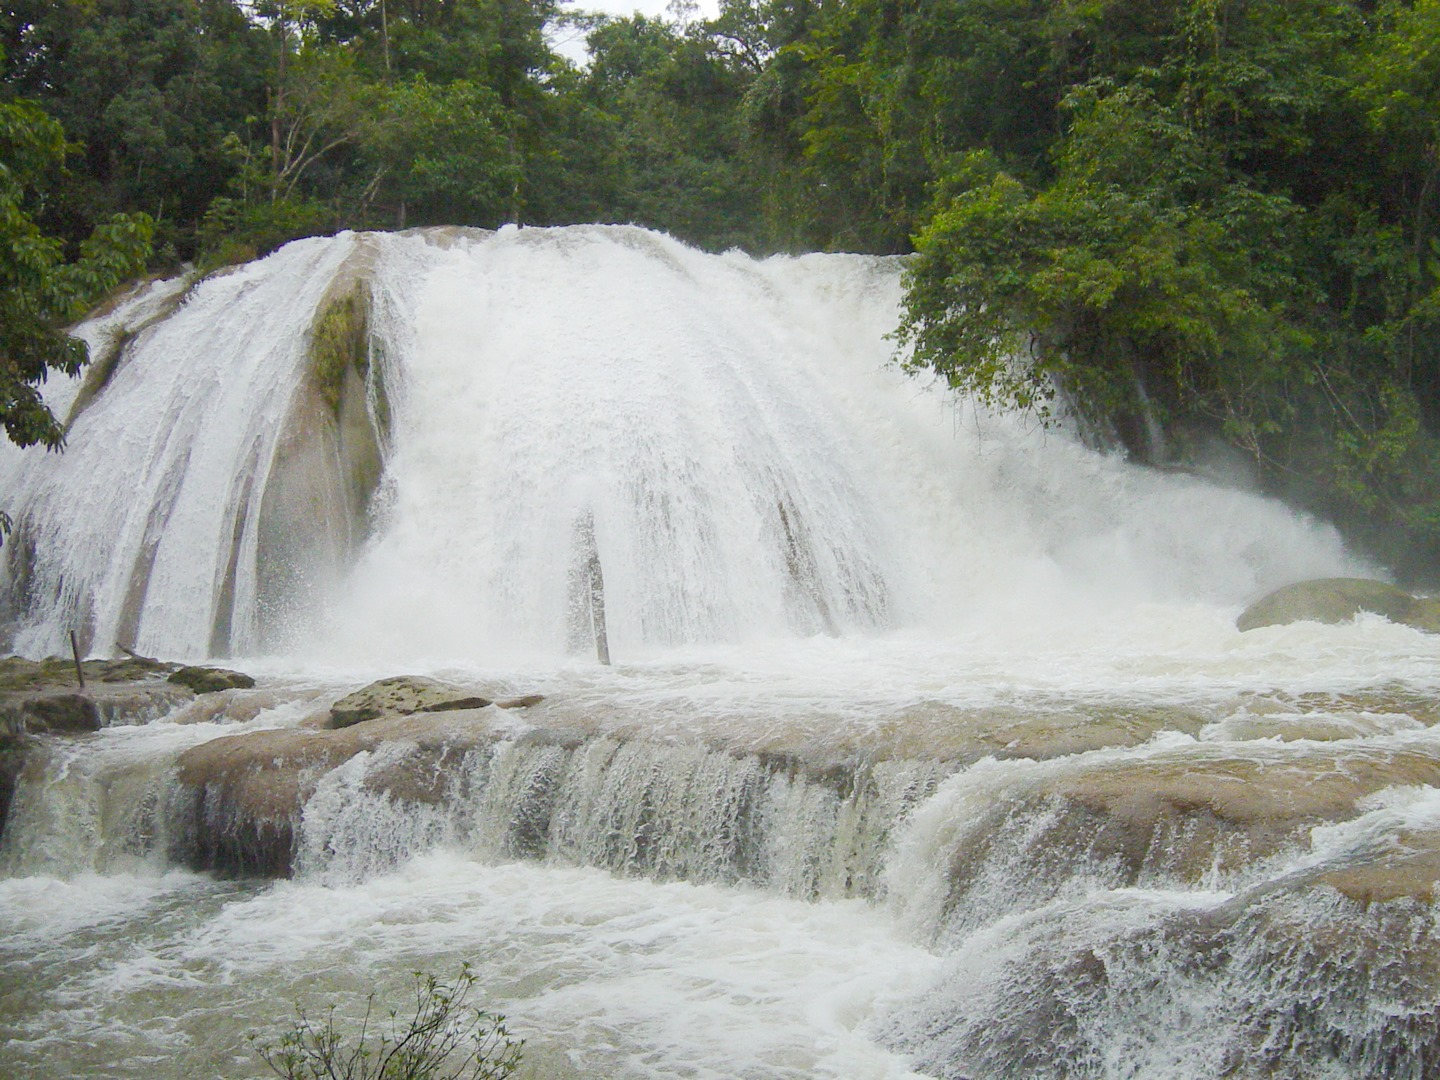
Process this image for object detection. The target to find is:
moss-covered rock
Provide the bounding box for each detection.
[1407,596,1440,633]
[0,655,192,735]
[2,692,101,734]
[167,666,256,694]
[329,676,493,729]
[309,286,369,417]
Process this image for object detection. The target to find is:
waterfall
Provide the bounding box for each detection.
[0,225,1435,1080]
[0,224,1362,664]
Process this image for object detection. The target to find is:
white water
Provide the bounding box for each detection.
[0,225,1437,1078]
[0,223,1365,664]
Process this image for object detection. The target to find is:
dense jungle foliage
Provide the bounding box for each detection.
[2,0,1439,579]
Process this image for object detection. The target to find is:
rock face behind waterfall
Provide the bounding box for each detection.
[251,264,388,652]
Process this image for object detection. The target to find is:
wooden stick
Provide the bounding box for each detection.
[69,630,85,689]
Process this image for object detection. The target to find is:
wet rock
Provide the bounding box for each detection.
[328,675,493,728]
[1315,849,1440,905]
[938,744,1440,923]
[0,681,192,736]
[0,733,26,839]
[0,654,182,692]
[167,666,256,693]
[171,711,502,876]
[1407,596,1440,633]
[2,692,101,734]
[1237,577,1436,632]
[498,694,545,709]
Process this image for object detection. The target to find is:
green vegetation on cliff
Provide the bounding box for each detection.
[310,285,370,416]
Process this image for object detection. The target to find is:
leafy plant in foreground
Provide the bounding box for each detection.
[252,965,523,1080]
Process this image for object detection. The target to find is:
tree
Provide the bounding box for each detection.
[895,0,1440,575]
[0,98,151,450]
[0,0,269,259]
[900,84,1305,442]
[359,76,516,227]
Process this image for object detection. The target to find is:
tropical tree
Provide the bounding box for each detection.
[0,99,151,450]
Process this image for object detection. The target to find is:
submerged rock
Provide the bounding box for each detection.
[1237,577,1438,632]
[498,693,545,710]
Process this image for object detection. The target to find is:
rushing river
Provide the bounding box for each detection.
[0,226,1435,1079]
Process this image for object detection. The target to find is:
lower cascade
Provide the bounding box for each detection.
[0,225,1436,1079]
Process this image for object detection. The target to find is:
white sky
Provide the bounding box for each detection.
[550,0,722,63]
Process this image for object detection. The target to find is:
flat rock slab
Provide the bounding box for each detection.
[0,654,216,735]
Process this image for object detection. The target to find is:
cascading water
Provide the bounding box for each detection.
[0,223,1362,663]
[0,224,1437,1079]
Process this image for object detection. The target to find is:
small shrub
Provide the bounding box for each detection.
[252,965,523,1080]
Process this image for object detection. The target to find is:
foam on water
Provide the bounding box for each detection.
[0,852,938,1080]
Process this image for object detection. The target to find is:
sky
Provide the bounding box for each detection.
[549,0,722,63]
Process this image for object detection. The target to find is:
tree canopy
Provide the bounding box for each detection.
[0,97,151,450]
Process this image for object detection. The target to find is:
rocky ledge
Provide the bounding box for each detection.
[0,654,258,838]
[172,675,548,875]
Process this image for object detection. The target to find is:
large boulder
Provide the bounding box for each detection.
[328,675,493,728]
[1237,577,1438,632]
[171,710,503,875]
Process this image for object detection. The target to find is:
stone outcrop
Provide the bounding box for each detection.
[172,709,503,875]
[1237,577,1440,632]
[167,666,256,693]
[0,656,197,735]
[327,675,543,728]
[250,241,387,654]
[328,675,493,728]
[939,743,1440,920]
[0,654,225,842]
